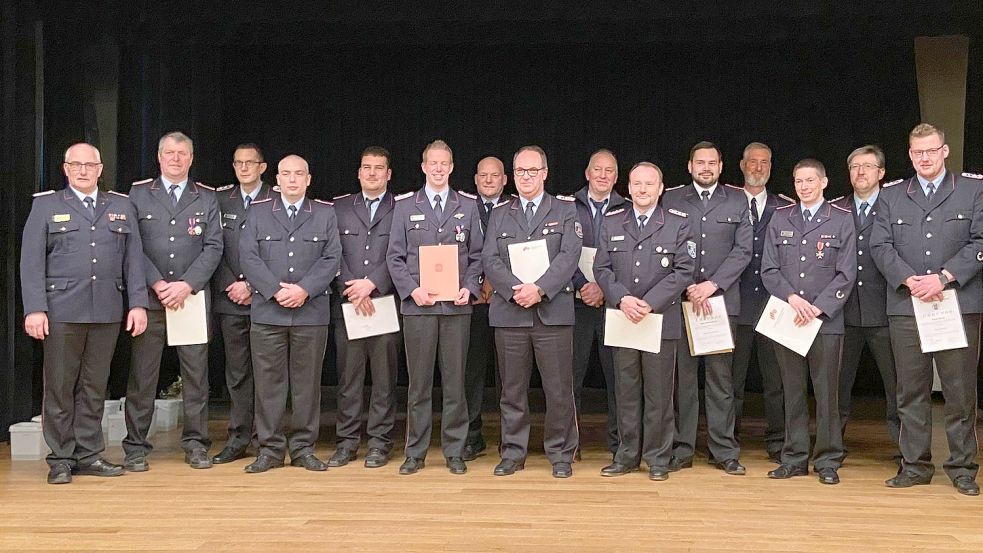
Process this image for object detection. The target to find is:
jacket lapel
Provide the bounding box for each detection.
[61,188,93,222]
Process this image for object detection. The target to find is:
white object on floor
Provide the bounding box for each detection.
[9,421,49,460]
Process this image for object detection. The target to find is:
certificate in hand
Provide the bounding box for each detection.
[508,239,550,283]
[682,296,734,356]
[754,295,822,357]
[165,292,208,346]
[579,246,598,282]
[912,289,968,353]
[342,295,401,340]
[603,309,662,354]
[419,244,459,301]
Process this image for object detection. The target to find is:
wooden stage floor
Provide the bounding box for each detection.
[0,392,981,552]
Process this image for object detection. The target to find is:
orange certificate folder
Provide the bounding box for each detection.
[419,244,460,301]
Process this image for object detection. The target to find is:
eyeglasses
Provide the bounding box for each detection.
[233,160,263,169]
[848,163,881,171]
[909,146,945,158]
[514,167,544,177]
[64,162,102,172]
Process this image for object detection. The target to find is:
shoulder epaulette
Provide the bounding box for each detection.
[32,190,55,197]
[458,190,477,200]
[830,203,851,213]
[509,193,518,198]
[216,184,234,192]
[776,203,796,210]
[829,195,844,203]
[668,208,688,218]
[882,179,903,188]
[778,193,797,204]
[108,190,129,198]
[664,185,685,191]
[493,200,511,209]
[194,182,215,191]
[132,178,152,186]
[252,198,273,204]
[723,183,743,190]
[313,199,333,206]
[962,172,983,180]
[272,185,281,192]
[333,193,352,200]
[555,194,575,202]
[605,207,626,217]
[395,191,413,201]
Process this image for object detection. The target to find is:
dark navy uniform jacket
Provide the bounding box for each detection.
[736,192,795,325]
[212,182,275,316]
[832,192,891,327]
[333,191,396,298]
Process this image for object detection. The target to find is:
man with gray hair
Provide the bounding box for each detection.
[123,131,223,472]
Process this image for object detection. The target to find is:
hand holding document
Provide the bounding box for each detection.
[604,309,663,354]
[912,289,968,353]
[682,295,734,356]
[508,239,550,283]
[754,295,822,357]
[343,295,401,340]
[165,291,208,345]
[578,247,598,282]
[419,244,459,301]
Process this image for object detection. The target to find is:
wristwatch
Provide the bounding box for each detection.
[938,272,950,288]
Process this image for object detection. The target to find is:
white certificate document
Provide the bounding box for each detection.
[578,246,598,282]
[508,239,550,283]
[754,295,822,357]
[342,295,401,340]
[682,296,735,356]
[603,309,662,354]
[165,292,208,346]
[912,290,968,353]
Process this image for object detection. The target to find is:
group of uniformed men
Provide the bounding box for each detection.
[21,123,982,496]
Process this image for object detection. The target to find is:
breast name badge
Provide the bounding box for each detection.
[410,214,426,222]
[52,214,71,223]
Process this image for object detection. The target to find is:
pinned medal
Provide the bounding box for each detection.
[661,257,670,268]
[816,241,825,259]
[188,217,202,236]
[455,225,466,243]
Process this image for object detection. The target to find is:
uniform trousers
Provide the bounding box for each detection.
[465,303,497,447]
[123,309,210,458]
[773,334,844,470]
[251,322,328,461]
[732,324,784,456]
[402,313,470,460]
[839,324,900,452]
[496,315,578,464]
[889,314,980,482]
[612,341,676,469]
[218,313,255,451]
[42,322,119,468]
[572,301,618,453]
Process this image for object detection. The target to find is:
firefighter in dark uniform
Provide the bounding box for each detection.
[239,154,342,473]
[871,123,983,496]
[21,142,148,484]
[761,158,856,485]
[593,161,694,481]
[210,143,273,465]
[123,132,223,472]
[328,146,400,469]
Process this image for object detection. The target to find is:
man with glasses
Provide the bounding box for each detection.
[572,149,627,459]
[387,140,484,475]
[871,123,983,496]
[831,145,900,464]
[125,131,223,471]
[21,143,148,484]
[210,143,273,465]
[482,145,581,478]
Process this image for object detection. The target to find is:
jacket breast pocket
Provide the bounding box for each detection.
[497,231,517,259]
[652,244,675,273]
[109,223,131,251]
[777,242,797,267]
[47,220,81,253]
[258,233,282,260]
[304,231,330,253]
[819,239,840,268]
[890,219,910,246]
[407,222,430,248]
[137,211,159,237]
[714,215,740,243]
[945,211,971,242]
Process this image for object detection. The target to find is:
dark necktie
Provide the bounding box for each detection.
[803,209,813,223]
[750,197,759,227]
[433,195,443,219]
[590,199,606,243]
[858,201,869,227]
[168,184,179,207]
[701,190,710,207]
[244,195,252,210]
[925,182,936,202]
[638,214,647,230]
[366,197,379,222]
[484,201,493,215]
[525,201,535,227]
[288,205,297,219]
[83,197,95,217]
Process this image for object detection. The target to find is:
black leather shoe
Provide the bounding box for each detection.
[47,463,72,485]
[75,458,125,477]
[648,467,669,481]
[885,472,932,488]
[123,456,149,472]
[768,464,808,479]
[446,457,467,475]
[667,456,693,472]
[462,441,486,462]
[493,458,524,476]
[399,457,425,475]
[600,462,638,477]
[290,453,328,471]
[244,454,284,473]
[363,448,390,468]
[552,462,573,479]
[715,458,746,476]
[817,467,840,485]
[953,476,980,496]
[327,448,356,467]
[211,446,247,465]
[185,449,213,469]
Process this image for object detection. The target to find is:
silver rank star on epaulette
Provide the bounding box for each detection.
[668,208,688,218]
[333,193,352,200]
[458,191,477,200]
[395,191,414,201]
[606,208,626,217]
[313,199,334,206]
[216,184,235,192]
[962,172,983,180]
[882,179,903,188]
[778,193,797,204]
[555,194,575,201]
[108,190,129,198]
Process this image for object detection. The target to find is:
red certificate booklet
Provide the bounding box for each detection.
[419,244,460,302]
